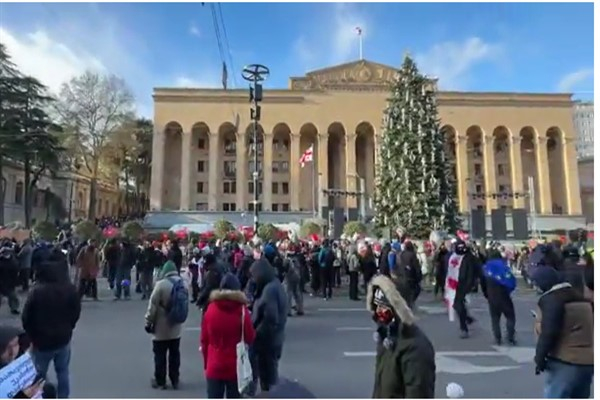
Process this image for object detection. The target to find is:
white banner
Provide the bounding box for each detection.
[0,352,41,398]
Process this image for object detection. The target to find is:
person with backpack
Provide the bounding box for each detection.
[283,244,304,316]
[318,240,335,300]
[144,260,189,390]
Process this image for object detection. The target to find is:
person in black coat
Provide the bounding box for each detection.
[21,264,81,399]
[103,239,120,290]
[433,243,449,299]
[452,240,481,338]
[482,250,516,345]
[0,246,20,314]
[167,240,183,272]
[196,254,224,312]
[394,241,422,309]
[114,240,136,300]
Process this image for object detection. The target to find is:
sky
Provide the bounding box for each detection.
[0,2,594,118]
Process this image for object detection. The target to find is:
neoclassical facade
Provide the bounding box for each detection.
[150,60,582,220]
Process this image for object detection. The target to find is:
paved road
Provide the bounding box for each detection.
[1,280,547,398]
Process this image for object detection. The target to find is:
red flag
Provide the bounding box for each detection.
[299,145,313,167]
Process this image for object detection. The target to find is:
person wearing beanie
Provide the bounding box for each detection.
[530,266,593,398]
[367,275,436,398]
[201,272,255,398]
[144,260,187,390]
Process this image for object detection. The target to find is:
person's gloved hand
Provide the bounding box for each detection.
[534,358,547,375]
[144,323,154,334]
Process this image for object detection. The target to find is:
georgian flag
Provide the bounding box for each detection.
[444,253,464,322]
[299,145,313,167]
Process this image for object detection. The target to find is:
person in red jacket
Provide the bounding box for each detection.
[201,273,255,398]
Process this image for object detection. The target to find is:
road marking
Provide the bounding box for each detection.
[184,327,201,331]
[336,327,372,331]
[317,308,365,312]
[344,351,376,357]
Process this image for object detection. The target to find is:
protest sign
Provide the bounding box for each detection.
[0,352,40,398]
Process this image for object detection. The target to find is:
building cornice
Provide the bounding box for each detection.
[154,87,574,108]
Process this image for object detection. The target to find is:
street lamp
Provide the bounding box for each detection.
[242,64,270,233]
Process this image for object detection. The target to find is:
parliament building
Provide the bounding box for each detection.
[148,60,584,232]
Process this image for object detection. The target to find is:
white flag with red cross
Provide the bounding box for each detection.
[299,145,314,167]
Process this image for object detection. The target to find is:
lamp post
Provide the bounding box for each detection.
[242,64,270,233]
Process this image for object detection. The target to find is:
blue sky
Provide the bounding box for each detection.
[0,2,594,117]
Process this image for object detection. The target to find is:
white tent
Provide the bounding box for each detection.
[168,223,214,234]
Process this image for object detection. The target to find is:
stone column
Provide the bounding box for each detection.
[509,136,525,209]
[482,134,498,212]
[455,135,470,214]
[262,133,273,211]
[345,134,357,210]
[208,133,219,211]
[289,134,301,211]
[562,137,583,215]
[534,135,552,214]
[180,132,192,210]
[235,133,246,211]
[317,133,328,216]
[149,131,165,210]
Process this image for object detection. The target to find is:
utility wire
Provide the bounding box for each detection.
[217,3,238,89]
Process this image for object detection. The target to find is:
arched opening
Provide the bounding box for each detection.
[299,123,318,212]
[441,125,460,210]
[14,181,23,205]
[327,122,346,209]
[466,126,485,210]
[163,121,183,210]
[191,122,210,210]
[272,123,292,212]
[492,126,513,209]
[218,122,237,211]
[519,127,540,213]
[547,127,567,214]
[245,123,264,211]
[355,122,376,215]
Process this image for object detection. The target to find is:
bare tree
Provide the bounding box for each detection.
[55,71,134,220]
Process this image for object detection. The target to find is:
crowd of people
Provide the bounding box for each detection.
[0,225,595,399]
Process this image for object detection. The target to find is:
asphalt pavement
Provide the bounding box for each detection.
[0,280,548,398]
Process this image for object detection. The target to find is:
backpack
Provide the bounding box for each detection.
[167,277,189,325]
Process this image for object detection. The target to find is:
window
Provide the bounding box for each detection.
[198,138,206,150]
[272,203,279,212]
[248,161,263,174]
[196,202,208,211]
[282,203,290,212]
[248,182,263,195]
[224,161,236,178]
[475,184,483,194]
[197,160,205,173]
[282,182,289,195]
[223,181,236,194]
[272,162,279,173]
[248,203,263,212]
[14,182,23,204]
[224,139,236,155]
[272,182,278,194]
[477,205,484,210]
[497,164,505,176]
[280,161,289,173]
[223,203,238,211]
[474,163,482,176]
[196,182,205,193]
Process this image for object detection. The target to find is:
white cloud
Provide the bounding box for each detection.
[556,68,593,92]
[189,23,201,38]
[0,27,105,94]
[291,3,367,71]
[415,37,504,90]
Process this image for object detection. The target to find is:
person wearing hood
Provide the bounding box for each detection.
[249,257,288,392]
[560,245,585,295]
[393,241,422,310]
[367,275,436,398]
[197,254,226,312]
[21,260,81,399]
[144,261,186,390]
[201,273,255,398]
[530,267,593,398]
[482,250,516,345]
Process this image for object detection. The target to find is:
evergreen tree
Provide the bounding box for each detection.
[374,55,461,238]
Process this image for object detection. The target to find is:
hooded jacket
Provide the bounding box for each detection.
[367,275,436,399]
[144,261,184,341]
[250,258,288,351]
[21,265,81,351]
[201,289,255,381]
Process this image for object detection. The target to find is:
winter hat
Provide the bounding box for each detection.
[159,260,177,279]
[220,272,241,291]
[373,287,392,309]
[446,383,465,398]
[531,266,561,292]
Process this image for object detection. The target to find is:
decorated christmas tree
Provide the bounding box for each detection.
[374,55,461,238]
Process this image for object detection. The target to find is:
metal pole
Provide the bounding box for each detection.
[528,176,538,239]
[465,178,472,235]
[359,176,366,223]
[252,75,259,233]
[68,177,74,224]
[311,156,316,217]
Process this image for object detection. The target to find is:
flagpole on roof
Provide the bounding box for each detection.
[356,26,363,60]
